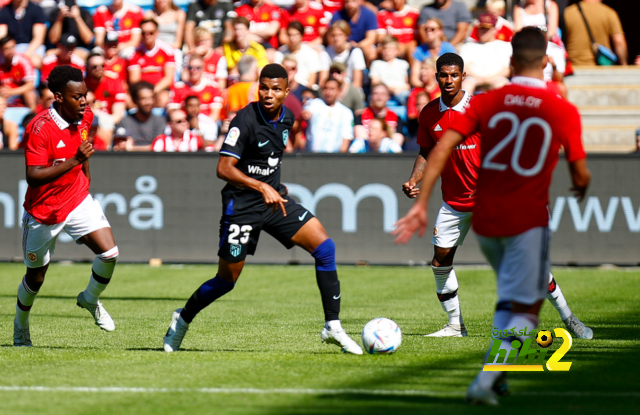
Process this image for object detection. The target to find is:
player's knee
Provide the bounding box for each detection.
[93,246,119,281]
[311,238,336,271]
[98,246,119,262]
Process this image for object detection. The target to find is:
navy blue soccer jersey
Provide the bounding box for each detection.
[219,102,295,210]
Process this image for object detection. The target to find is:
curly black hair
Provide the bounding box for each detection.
[47,65,84,94]
[436,53,464,74]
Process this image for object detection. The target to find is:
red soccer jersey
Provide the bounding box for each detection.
[322,0,343,15]
[93,3,144,44]
[451,77,586,237]
[128,39,176,85]
[469,16,513,43]
[169,80,223,117]
[236,3,284,48]
[407,86,441,119]
[0,53,35,88]
[417,92,480,212]
[289,2,331,43]
[41,54,86,83]
[104,56,127,85]
[377,6,420,44]
[86,75,126,114]
[360,107,400,132]
[23,107,94,225]
[151,130,203,152]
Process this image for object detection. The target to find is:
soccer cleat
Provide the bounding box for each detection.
[465,375,499,406]
[13,319,32,347]
[321,326,363,355]
[163,308,189,353]
[424,323,468,337]
[562,313,593,339]
[76,292,115,332]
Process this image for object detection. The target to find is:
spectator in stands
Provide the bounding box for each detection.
[48,0,94,58]
[85,52,126,127]
[325,20,366,88]
[0,95,19,150]
[128,18,176,108]
[411,18,455,87]
[0,0,47,69]
[564,0,627,66]
[355,83,404,146]
[220,55,259,137]
[104,32,128,86]
[408,56,440,118]
[286,0,331,48]
[93,0,144,56]
[540,26,567,98]
[469,0,513,43]
[405,89,429,151]
[331,0,378,64]
[184,94,218,149]
[145,0,187,72]
[84,90,111,151]
[41,34,86,83]
[330,62,364,116]
[281,55,310,103]
[514,0,559,40]
[0,36,36,111]
[417,0,471,47]
[35,83,54,113]
[185,27,228,88]
[281,63,303,152]
[376,0,420,60]
[350,118,402,153]
[303,78,354,153]
[369,36,410,104]
[151,109,203,152]
[279,22,323,89]
[636,128,640,153]
[459,13,511,94]
[115,81,167,151]
[185,0,235,51]
[235,0,283,60]
[170,55,223,122]
[224,17,269,78]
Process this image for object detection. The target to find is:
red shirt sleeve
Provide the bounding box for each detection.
[559,103,586,162]
[25,123,50,166]
[93,9,106,30]
[416,108,434,149]
[450,96,482,138]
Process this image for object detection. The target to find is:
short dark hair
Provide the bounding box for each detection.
[0,36,15,47]
[287,21,304,36]
[436,53,464,73]
[48,66,84,94]
[233,16,250,28]
[140,18,159,29]
[324,77,342,89]
[86,52,104,65]
[185,95,200,104]
[512,27,547,68]
[259,63,288,84]
[130,81,154,102]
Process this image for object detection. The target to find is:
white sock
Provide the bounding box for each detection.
[83,276,109,305]
[485,303,512,366]
[326,320,343,331]
[16,276,38,329]
[432,266,464,326]
[506,313,539,343]
[82,247,118,305]
[546,274,572,320]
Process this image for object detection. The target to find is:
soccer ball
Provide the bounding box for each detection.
[536,330,554,348]
[361,318,402,355]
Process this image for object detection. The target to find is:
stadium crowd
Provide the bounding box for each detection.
[0,0,629,153]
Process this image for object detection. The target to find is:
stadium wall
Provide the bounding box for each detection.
[1,153,639,265]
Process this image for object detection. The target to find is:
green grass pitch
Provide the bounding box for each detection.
[0,263,639,414]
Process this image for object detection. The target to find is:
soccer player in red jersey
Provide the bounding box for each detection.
[169,55,223,121]
[0,36,37,111]
[235,0,284,49]
[93,0,144,52]
[376,0,420,58]
[288,0,331,47]
[15,66,119,347]
[394,29,592,404]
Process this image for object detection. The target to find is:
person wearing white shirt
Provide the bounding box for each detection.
[368,36,411,104]
[277,21,324,88]
[303,78,354,153]
[325,21,366,88]
[349,118,402,154]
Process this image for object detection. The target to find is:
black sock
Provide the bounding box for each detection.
[316,270,340,321]
[180,275,235,324]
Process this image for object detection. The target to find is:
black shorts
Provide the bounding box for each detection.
[217,195,315,262]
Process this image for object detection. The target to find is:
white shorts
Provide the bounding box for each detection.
[477,226,550,305]
[431,202,473,248]
[22,195,111,268]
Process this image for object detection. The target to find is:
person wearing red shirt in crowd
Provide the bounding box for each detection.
[34,84,54,114]
[468,0,513,43]
[323,0,344,15]
[40,34,86,83]
[355,84,404,146]
[103,32,128,86]
[236,0,283,50]
[394,31,592,405]
[93,0,144,54]
[128,18,176,108]
[287,0,331,47]
[407,56,440,120]
[170,55,222,121]
[152,109,203,152]
[15,66,119,348]
[377,0,420,59]
[184,27,228,89]
[0,36,36,111]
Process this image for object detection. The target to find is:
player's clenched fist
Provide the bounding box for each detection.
[402,181,420,199]
[75,141,95,163]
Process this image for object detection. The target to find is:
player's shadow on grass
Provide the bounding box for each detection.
[0,294,187,302]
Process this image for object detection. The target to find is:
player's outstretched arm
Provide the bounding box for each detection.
[26,141,95,187]
[393,130,464,244]
[568,158,591,202]
[402,146,431,199]
[217,156,288,215]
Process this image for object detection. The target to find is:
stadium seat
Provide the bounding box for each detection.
[387,104,407,122]
[174,0,193,12]
[77,0,111,15]
[5,107,34,144]
[126,0,154,11]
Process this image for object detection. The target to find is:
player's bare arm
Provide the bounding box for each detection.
[217,155,288,215]
[393,130,465,244]
[568,158,591,202]
[26,141,94,187]
[402,146,431,198]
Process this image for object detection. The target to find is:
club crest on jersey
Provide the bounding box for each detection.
[282,130,289,146]
[230,244,241,257]
[27,252,37,262]
[81,129,88,142]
